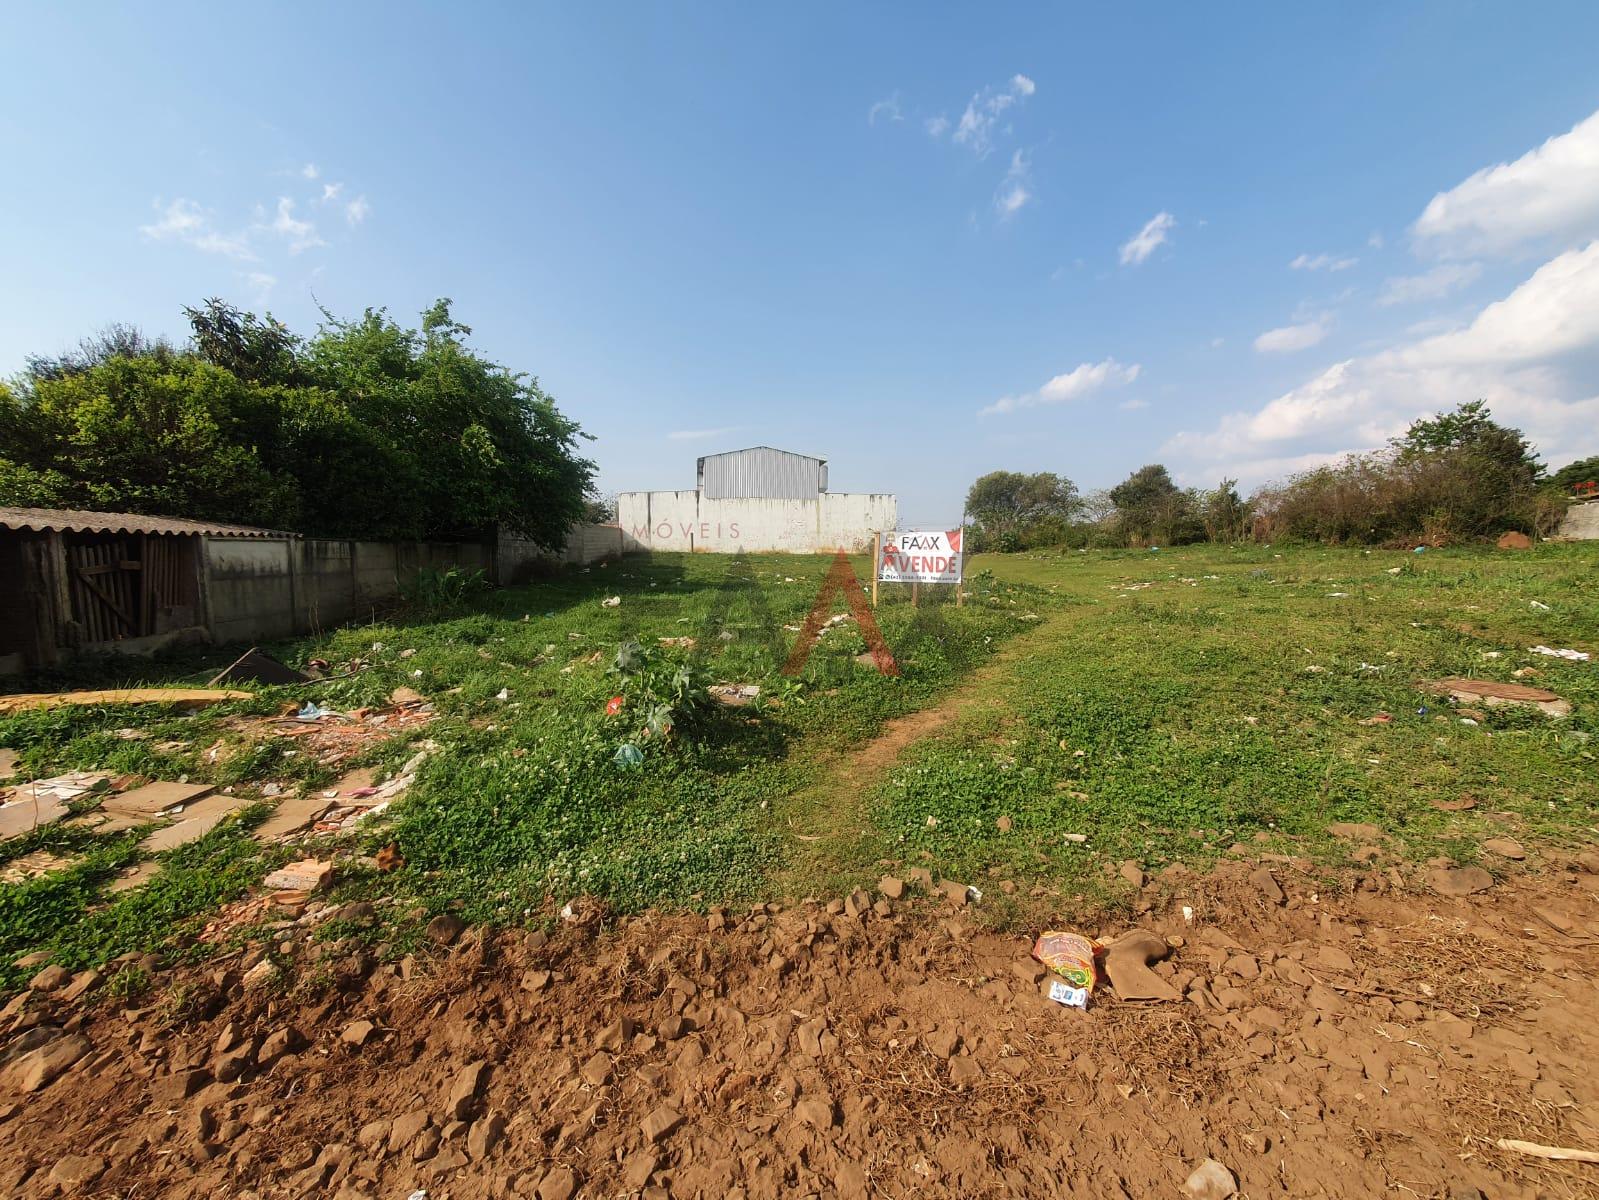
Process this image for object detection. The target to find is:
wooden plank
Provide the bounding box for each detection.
[44,532,75,647]
[139,794,243,852]
[138,535,151,635]
[101,781,215,816]
[75,567,135,634]
[253,796,335,840]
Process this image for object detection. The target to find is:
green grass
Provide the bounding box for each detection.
[0,552,1039,980]
[3,543,1594,982]
[841,542,1597,924]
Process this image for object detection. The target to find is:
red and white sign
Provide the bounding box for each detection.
[877,529,963,584]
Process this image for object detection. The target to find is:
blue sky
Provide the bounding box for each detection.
[5,3,1599,525]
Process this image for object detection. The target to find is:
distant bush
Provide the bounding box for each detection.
[1251,401,1560,544]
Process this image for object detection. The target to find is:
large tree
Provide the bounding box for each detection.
[0,299,595,546]
[964,471,1079,540]
[1108,463,1201,544]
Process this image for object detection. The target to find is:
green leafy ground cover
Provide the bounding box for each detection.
[2,543,1594,986]
[0,552,1036,985]
[844,542,1598,925]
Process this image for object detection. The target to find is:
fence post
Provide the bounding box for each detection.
[870,532,880,608]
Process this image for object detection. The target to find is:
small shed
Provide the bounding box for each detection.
[0,507,288,673]
[696,446,828,500]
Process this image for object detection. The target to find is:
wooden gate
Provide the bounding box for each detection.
[62,532,199,643]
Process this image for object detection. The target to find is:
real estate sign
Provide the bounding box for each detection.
[877,529,963,584]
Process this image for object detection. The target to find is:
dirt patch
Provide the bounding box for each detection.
[4,857,1598,1199]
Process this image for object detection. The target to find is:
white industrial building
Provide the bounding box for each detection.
[618,446,896,553]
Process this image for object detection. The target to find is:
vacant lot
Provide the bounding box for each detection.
[2,543,1595,981]
[2,543,1596,1199]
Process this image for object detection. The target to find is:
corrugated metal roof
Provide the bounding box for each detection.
[0,507,295,539]
[697,446,828,500]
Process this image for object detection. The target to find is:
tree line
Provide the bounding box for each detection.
[965,402,1597,551]
[0,300,595,546]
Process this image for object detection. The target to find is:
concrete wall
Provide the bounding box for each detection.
[1556,499,1599,540]
[496,524,624,581]
[204,536,492,643]
[616,491,897,553]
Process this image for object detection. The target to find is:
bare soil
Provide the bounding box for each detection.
[5,855,1599,1199]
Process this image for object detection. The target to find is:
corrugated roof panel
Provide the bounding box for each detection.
[0,507,294,539]
[698,447,826,499]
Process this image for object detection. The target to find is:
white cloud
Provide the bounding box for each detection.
[321,182,344,202]
[1289,252,1357,272]
[981,358,1141,416]
[1413,108,1599,257]
[868,92,903,125]
[925,115,950,138]
[1376,261,1482,306]
[1120,211,1174,266]
[1210,337,1226,349]
[1393,240,1599,367]
[266,197,325,253]
[949,74,1035,156]
[139,198,256,260]
[1120,397,1149,411]
[302,163,319,180]
[1163,240,1599,487]
[1253,314,1333,354]
[667,427,737,441]
[244,271,276,303]
[994,150,1032,219]
[1367,231,1385,249]
[345,195,371,226]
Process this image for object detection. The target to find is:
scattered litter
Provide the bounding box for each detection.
[708,683,761,706]
[295,701,336,721]
[1530,600,1551,611]
[1530,645,1590,662]
[1326,592,1349,598]
[1495,1138,1599,1165]
[389,686,425,707]
[1422,677,1570,718]
[605,695,625,716]
[208,647,311,687]
[0,688,250,715]
[1386,566,1403,575]
[613,744,645,768]
[0,772,110,840]
[263,858,334,893]
[1356,662,1385,673]
[601,596,621,608]
[494,688,512,701]
[1358,713,1392,726]
[1032,931,1101,1009]
[1182,1158,1238,1200]
[1103,930,1180,1002]
[657,637,696,649]
[1046,979,1089,1008]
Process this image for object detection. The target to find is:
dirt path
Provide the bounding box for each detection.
[771,612,1077,891]
[5,855,1598,1199]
